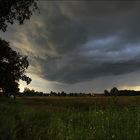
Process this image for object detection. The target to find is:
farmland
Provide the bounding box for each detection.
[0,96,140,140]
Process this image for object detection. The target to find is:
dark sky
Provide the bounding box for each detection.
[1,0,140,93]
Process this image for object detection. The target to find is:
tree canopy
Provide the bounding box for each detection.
[0,38,31,94]
[0,0,39,94]
[0,0,38,32]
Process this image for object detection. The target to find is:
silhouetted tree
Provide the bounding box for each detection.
[23,87,36,96]
[0,38,31,95]
[0,0,38,32]
[61,91,66,96]
[50,91,57,96]
[0,0,39,95]
[110,87,119,96]
[104,90,110,96]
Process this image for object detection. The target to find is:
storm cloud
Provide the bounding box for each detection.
[1,0,140,92]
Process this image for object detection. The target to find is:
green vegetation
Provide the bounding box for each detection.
[0,96,140,140]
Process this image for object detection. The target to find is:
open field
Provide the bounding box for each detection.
[1,96,140,140]
[18,96,140,111]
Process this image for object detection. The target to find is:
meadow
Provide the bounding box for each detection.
[0,96,140,140]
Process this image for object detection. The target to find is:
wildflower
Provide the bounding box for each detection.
[70,119,73,122]
[112,135,115,138]
[89,126,93,130]
[96,111,99,114]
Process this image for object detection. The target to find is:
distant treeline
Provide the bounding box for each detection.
[104,87,140,96]
[4,87,140,97]
[16,88,93,97]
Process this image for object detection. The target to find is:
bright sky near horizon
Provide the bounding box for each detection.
[1,0,140,93]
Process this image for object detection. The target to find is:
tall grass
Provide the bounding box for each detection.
[0,97,140,140]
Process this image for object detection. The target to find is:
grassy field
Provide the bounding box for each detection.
[1,96,140,140]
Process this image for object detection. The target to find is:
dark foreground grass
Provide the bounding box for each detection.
[0,97,140,140]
